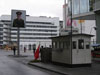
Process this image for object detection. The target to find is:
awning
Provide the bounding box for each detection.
[91,44,100,47]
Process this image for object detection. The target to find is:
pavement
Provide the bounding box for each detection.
[8,50,100,75]
[0,50,60,75]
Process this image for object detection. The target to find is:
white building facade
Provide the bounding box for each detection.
[0,21,3,47]
[0,15,59,50]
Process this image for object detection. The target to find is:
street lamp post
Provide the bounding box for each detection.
[71,0,73,65]
[68,0,73,65]
[65,0,73,65]
[90,26,97,34]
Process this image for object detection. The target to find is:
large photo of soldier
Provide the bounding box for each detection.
[11,10,26,27]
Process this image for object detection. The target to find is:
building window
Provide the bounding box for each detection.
[67,41,70,49]
[73,41,77,49]
[26,21,53,25]
[86,45,90,49]
[61,42,63,49]
[73,0,80,14]
[69,0,90,15]
[0,29,3,31]
[86,42,90,49]
[64,41,70,49]
[89,0,95,11]
[51,42,59,49]
[64,42,67,49]
[0,24,3,27]
[0,41,3,44]
[59,42,63,49]
[80,0,89,13]
[78,39,84,49]
[57,42,59,48]
[53,42,57,48]
[28,44,31,50]
[33,44,36,50]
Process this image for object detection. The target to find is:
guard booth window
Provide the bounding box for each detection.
[53,42,55,48]
[57,42,59,48]
[53,42,57,48]
[86,44,90,49]
[78,39,84,49]
[73,41,77,49]
[59,42,63,49]
[86,42,90,49]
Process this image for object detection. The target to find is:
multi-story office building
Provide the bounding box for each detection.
[68,0,95,16]
[59,21,63,29]
[67,0,98,43]
[62,1,96,43]
[0,15,59,50]
[0,21,3,47]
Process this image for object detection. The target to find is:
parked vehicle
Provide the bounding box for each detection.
[91,44,100,58]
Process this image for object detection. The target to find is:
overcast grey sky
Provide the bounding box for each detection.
[0,0,68,20]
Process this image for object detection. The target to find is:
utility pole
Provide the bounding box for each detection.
[70,0,73,65]
[17,27,20,56]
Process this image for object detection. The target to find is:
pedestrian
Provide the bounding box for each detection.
[24,47,26,53]
[40,46,43,53]
[33,44,36,55]
[13,46,16,56]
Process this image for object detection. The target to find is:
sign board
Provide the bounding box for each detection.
[11,10,26,27]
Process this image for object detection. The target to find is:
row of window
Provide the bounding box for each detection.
[53,41,70,49]
[26,25,57,28]
[11,37,49,39]
[20,44,51,50]
[11,33,57,36]
[20,44,36,50]
[0,33,3,35]
[0,41,3,44]
[11,29,57,32]
[68,0,90,15]
[1,20,54,25]
[26,21,54,25]
[53,39,90,50]
[3,24,57,28]
[1,20,11,22]
[0,24,3,27]
[4,23,56,28]
[73,39,90,49]
[0,37,3,39]
[0,29,3,31]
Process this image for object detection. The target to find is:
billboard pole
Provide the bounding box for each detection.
[17,27,20,56]
[11,10,26,56]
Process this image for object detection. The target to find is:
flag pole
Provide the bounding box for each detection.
[63,0,67,28]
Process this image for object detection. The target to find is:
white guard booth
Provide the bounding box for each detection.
[51,34,93,67]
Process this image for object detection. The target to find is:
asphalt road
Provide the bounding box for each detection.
[0,50,60,75]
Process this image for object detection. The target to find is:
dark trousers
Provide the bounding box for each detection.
[13,50,16,55]
[33,50,35,54]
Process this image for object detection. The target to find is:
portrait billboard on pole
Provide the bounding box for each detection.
[11,10,26,27]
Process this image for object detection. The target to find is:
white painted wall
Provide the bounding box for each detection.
[52,35,92,65]
[52,37,71,64]
[72,36,91,64]
[75,20,96,43]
